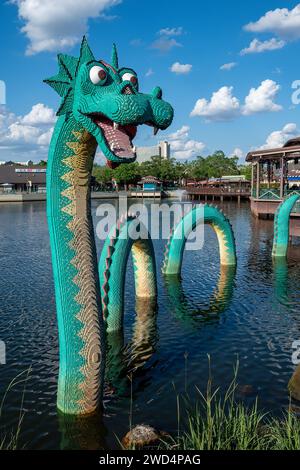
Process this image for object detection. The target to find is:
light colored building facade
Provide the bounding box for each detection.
[136,141,170,163]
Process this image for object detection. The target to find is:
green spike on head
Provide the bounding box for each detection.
[111,43,119,69]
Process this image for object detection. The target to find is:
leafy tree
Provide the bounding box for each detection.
[92,165,113,186]
[239,164,252,181]
[113,162,140,189]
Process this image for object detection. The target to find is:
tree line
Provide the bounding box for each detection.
[92,151,251,188]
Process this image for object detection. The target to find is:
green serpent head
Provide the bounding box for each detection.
[44,37,174,168]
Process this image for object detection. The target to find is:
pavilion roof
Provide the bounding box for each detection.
[246,137,300,163]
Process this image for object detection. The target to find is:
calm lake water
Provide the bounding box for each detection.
[0,198,300,449]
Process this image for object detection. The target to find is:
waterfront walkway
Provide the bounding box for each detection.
[184,187,250,203]
[0,190,179,203]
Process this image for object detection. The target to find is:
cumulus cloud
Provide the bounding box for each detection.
[244,4,300,40]
[151,25,184,52]
[231,147,244,160]
[21,103,56,125]
[159,27,183,36]
[0,103,55,161]
[260,123,298,149]
[240,38,285,55]
[190,86,240,122]
[170,62,192,74]
[11,0,122,55]
[151,37,182,52]
[191,80,282,122]
[242,79,282,115]
[220,62,237,71]
[168,125,205,159]
[168,125,190,140]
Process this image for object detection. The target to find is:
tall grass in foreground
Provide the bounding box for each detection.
[0,368,31,450]
[161,360,300,450]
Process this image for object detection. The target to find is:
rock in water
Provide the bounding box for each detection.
[122,425,164,449]
[288,364,300,401]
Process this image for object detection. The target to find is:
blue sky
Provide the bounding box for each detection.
[1,0,300,162]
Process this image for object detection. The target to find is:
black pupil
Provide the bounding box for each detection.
[98,69,106,81]
[130,76,137,85]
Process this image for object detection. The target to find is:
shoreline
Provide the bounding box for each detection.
[0,190,181,203]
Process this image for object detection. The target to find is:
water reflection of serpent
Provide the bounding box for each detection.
[58,411,108,450]
[164,265,236,324]
[273,253,300,307]
[105,297,158,396]
[273,258,289,305]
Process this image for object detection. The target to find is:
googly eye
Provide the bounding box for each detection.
[122,72,138,88]
[89,66,107,85]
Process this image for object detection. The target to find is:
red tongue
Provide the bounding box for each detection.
[94,116,136,158]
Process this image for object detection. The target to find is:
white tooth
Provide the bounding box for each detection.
[153,127,159,136]
[111,143,115,151]
[113,122,119,130]
[133,146,136,153]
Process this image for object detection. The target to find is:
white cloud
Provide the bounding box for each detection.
[151,25,184,52]
[240,38,285,55]
[145,68,154,77]
[21,103,56,125]
[244,4,300,40]
[159,27,183,36]
[231,147,244,160]
[168,125,190,140]
[6,122,40,144]
[242,79,282,115]
[260,123,298,149]
[37,127,54,146]
[170,62,192,74]
[191,80,282,122]
[11,0,122,55]
[0,103,55,161]
[190,86,240,122]
[168,125,205,159]
[220,62,237,71]
[151,37,182,52]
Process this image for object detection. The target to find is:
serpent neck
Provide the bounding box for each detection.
[47,114,104,415]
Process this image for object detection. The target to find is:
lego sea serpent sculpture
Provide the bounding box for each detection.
[99,216,157,333]
[45,37,173,415]
[162,205,237,275]
[272,193,300,258]
[46,38,237,416]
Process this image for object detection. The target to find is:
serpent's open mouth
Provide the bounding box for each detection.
[90,114,137,168]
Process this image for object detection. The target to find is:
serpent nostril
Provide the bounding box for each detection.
[121,83,135,95]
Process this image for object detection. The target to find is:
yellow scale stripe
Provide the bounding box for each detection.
[59,130,101,412]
